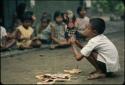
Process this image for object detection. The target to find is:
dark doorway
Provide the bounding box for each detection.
[0,0,4,26]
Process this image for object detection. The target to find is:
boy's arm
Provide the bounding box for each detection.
[75,40,83,49]
[70,36,83,49]
[15,29,21,40]
[71,43,84,61]
[15,29,29,40]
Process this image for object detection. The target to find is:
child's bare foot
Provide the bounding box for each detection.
[87,72,106,80]
[50,45,55,49]
[50,44,58,49]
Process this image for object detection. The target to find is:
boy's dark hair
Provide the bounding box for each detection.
[77,6,87,15]
[90,18,105,34]
[41,16,50,24]
[41,12,51,23]
[21,11,33,22]
[53,11,63,21]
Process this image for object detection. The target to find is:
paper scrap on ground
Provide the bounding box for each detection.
[36,73,71,84]
[36,69,81,84]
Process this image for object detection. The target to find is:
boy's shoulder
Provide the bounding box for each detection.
[0,26,6,31]
[50,22,56,27]
[84,16,89,19]
[16,25,23,30]
[76,16,89,21]
[16,25,33,31]
[83,16,90,21]
[90,34,107,42]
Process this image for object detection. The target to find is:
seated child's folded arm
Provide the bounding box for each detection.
[15,29,21,40]
[15,29,28,40]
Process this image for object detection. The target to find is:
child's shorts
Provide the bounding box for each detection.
[97,61,113,77]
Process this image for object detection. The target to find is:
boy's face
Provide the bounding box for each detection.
[56,16,63,23]
[41,20,48,28]
[23,20,32,28]
[82,23,97,38]
[79,9,86,18]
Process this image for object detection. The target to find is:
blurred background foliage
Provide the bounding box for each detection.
[91,0,124,15]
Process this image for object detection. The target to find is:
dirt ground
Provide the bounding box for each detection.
[1,31,124,84]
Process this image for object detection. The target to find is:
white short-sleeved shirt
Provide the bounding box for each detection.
[37,23,51,40]
[0,26,7,39]
[81,34,120,72]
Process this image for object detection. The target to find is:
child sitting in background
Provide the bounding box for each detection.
[75,6,89,31]
[70,18,120,80]
[15,11,41,49]
[75,6,89,40]
[35,12,52,44]
[0,25,7,49]
[50,11,70,49]
[0,19,16,51]
[64,10,77,40]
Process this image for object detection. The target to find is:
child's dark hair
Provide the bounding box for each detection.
[41,16,51,24]
[53,11,63,21]
[77,6,87,15]
[41,12,51,23]
[90,18,105,34]
[21,11,34,22]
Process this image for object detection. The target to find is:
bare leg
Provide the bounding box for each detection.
[31,39,42,48]
[58,39,71,46]
[86,52,106,79]
[5,39,16,48]
[50,39,70,49]
[86,52,102,72]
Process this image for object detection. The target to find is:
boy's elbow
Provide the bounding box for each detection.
[76,58,81,61]
[76,55,83,61]
[76,57,82,61]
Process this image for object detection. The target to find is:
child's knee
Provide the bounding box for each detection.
[91,51,98,59]
[32,39,42,48]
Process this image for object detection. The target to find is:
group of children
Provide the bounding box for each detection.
[0,6,89,50]
[0,11,40,50]
[0,6,120,80]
